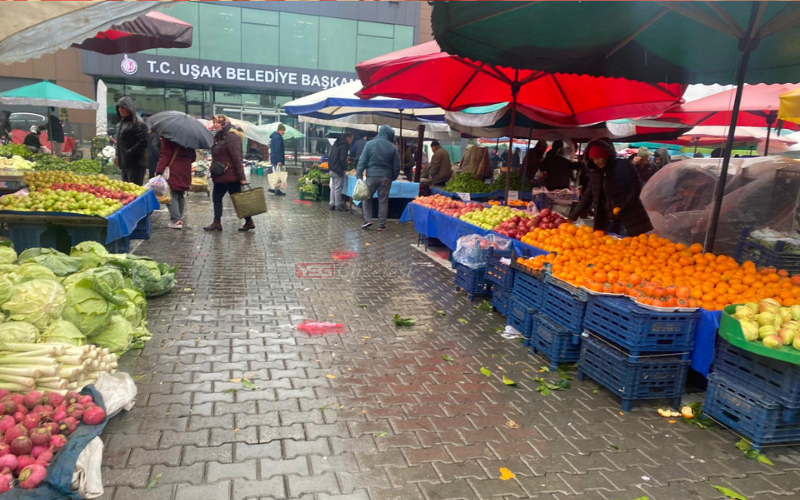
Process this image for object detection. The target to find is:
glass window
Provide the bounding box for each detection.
[241,93,262,107]
[246,9,279,26]
[279,13,319,70]
[242,24,279,65]
[164,87,186,113]
[157,3,200,59]
[357,35,394,63]
[124,84,166,116]
[394,25,414,51]
[319,18,357,72]
[214,91,241,105]
[199,4,241,63]
[358,21,393,38]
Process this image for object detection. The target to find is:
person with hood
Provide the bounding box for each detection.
[0,110,11,144]
[654,147,671,171]
[328,132,353,211]
[632,146,658,184]
[421,140,452,187]
[568,137,652,237]
[23,125,43,152]
[356,124,401,231]
[204,115,253,232]
[156,138,195,229]
[352,133,367,163]
[540,140,574,190]
[268,124,286,196]
[522,140,547,185]
[114,97,148,185]
[47,107,65,157]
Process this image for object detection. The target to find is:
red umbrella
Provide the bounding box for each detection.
[72,11,192,55]
[356,41,684,197]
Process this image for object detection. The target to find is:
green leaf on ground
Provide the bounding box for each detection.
[536,386,551,396]
[494,326,505,333]
[476,300,493,311]
[242,379,258,390]
[436,309,447,316]
[146,473,163,491]
[374,431,387,438]
[734,439,750,452]
[736,439,773,466]
[756,454,775,466]
[441,355,454,362]
[359,304,368,309]
[502,375,516,386]
[480,367,492,377]
[559,373,573,380]
[458,318,469,325]
[539,366,550,372]
[593,386,601,394]
[516,338,524,343]
[557,363,577,372]
[222,388,238,394]
[393,314,416,326]
[318,406,327,412]
[131,374,146,381]
[711,485,748,500]
[609,444,620,450]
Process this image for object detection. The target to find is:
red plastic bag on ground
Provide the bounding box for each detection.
[331,251,358,260]
[296,320,346,335]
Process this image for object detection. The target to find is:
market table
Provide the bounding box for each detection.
[400,200,721,377]
[343,175,419,219]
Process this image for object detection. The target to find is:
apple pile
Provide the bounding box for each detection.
[23,172,146,197]
[460,205,528,231]
[413,195,483,218]
[0,390,106,492]
[0,190,122,217]
[733,298,800,350]
[494,208,569,240]
[42,183,137,206]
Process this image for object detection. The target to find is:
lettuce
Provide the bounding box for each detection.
[108,256,176,297]
[1,279,65,331]
[89,315,132,354]
[41,319,86,346]
[0,321,39,343]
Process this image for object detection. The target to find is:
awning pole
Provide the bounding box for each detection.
[505,71,519,202]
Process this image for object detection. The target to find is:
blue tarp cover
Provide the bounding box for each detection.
[343,175,419,206]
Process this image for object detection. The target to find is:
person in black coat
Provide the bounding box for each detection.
[47,107,64,157]
[0,110,11,144]
[568,137,653,237]
[328,133,352,211]
[114,97,148,185]
[540,140,574,190]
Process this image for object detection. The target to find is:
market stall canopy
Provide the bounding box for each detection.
[0,1,161,65]
[779,88,800,124]
[72,11,193,55]
[356,41,685,128]
[0,81,97,110]
[198,118,300,146]
[297,114,455,141]
[258,122,304,140]
[430,2,800,85]
[675,126,797,148]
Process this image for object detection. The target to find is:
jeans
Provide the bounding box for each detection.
[362,177,391,227]
[329,171,345,208]
[122,167,145,186]
[167,190,185,223]
[212,182,253,224]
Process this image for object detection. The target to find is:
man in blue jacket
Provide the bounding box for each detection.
[356,125,400,231]
[268,124,286,196]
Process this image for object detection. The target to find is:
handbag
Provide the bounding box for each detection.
[231,183,267,219]
[209,161,227,177]
[162,148,177,181]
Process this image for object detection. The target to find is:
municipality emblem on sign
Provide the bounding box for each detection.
[121,55,138,75]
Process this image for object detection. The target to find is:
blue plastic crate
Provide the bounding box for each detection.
[454,263,492,300]
[530,314,582,370]
[485,253,515,292]
[105,236,130,254]
[733,227,800,275]
[583,296,697,357]
[713,340,800,422]
[539,283,587,332]
[67,226,107,248]
[704,373,800,450]
[507,296,536,337]
[511,271,545,311]
[130,215,151,240]
[492,286,509,317]
[578,334,690,411]
[7,222,48,252]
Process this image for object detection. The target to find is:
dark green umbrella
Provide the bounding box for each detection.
[432,1,800,251]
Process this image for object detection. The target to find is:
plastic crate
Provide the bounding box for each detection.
[321,186,331,202]
[713,340,800,422]
[507,296,536,337]
[578,334,690,411]
[7,222,49,252]
[539,283,587,332]
[454,263,492,300]
[583,296,697,357]
[485,253,515,292]
[130,215,151,240]
[492,286,509,317]
[299,191,319,201]
[704,373,800,450]
[530,314,582,370]
[511,271,546,311]
[105,236,130,254]
[67,226,107,249]
[733,227,800,275]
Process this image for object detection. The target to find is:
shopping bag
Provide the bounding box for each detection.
[231,183,267,218]
[156,184,171,205]
[352,179,371,202]
[267,164,288,190]
[145,175,169,198]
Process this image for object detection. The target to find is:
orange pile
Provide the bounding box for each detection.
[517,224,800,311]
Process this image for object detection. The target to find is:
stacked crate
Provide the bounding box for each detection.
[506,266,545,344]
[579,296,698,411]
[485,248,515,317]
[703,340,800,450]
[529,277,587,368]
[733,227,800,275]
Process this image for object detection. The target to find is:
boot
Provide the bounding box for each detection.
[203,220,222,232]
[238,220,255,232]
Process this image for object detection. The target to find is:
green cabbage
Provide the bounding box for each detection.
[62,280,114,335]
[17,248,82,276]
[0,265,17,275]
[0,276,14,306]
[41,319,86,346]
[86,266,125,299]
[108,256,176,297]
[114,288,146,327]
[0,321,39,343]
[70,241,110,270]
[89,315,132,354]
[2,279,65,331]
[130,325,152,350]
[10,263,56,282]
[0,246,17,265]
[61,271,91,293]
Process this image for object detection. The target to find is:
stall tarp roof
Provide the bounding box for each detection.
[0,81,98,110]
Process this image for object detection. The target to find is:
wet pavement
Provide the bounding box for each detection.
[102,177,800,500]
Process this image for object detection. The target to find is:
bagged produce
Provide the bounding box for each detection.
[352,179,370,202]
[453,234,512,269]
[2,279,66,331]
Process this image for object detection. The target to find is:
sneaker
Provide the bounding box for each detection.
[376,226,387,231]
[274,190,287,196]
[361,221,373,229]
[267,188,276,193]
[168,221,183,230]
[329,205,336,211]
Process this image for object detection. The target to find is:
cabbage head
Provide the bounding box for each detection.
[0,246,17,265]
[41,319,86,346]
[87,266,125,299]
[0,264,18,275]
[114,288,146,327]
[70,241,110,270]
[0,276,14,306]
[17,248,82,276]
[0,321,39,343]
[89,315,132,354]
[10,263,56,283]
[62,280,114,335]
[2,279,65,331]
[61,271,91,293]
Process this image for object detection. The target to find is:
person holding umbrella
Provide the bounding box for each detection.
[156,138,194,229]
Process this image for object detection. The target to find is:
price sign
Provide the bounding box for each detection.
[508,190,519,201]
[457,192,471,202]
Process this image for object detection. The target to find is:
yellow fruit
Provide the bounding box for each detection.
[681,406,694,419]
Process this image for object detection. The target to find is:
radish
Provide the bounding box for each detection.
[9,395,23,406]
[65,392,80,406]
[60,417,78,436]
[10,436,32,456]
[14,455,34,475]
[43,392,63,407]
[31,445,49,459]
[0,390,8,401]
[77,395,93,406]
[49,434,67,451]
[32,405,54,421]
[0,402,13,415]
[23,391,42,410]
[82,406,106,426]
[52,409,66,424]
[0,454,17,473]
[66,404,84,420]
[30,428,50,447]
[18,463,46,489]
[36,449,53,465]
[0,416,14,433]
[0,471,10,493]
[22,413,40,431]
[12,411,25,424]
[4,425,26,444]
[42,423,59,436]
[0,444,8,457]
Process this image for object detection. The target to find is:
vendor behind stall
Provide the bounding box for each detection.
[421,140,452,187]
[23,126,44,152]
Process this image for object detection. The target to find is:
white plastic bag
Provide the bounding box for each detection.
[453,234,512,269]
[93,372,138,417]
[71,437,104,499]
[353,179,371,202]
[145,175,169,197]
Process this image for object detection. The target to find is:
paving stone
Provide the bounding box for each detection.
[207,460,258,482]
[287,472,340,496]
[183,444,233,465]
[101,466,151,488]
[284,438,330,458]
[338,470,392,493]
[128,447,182,467]
[309,453,360,474]
[149,463,206,485]
[420,478,479,500]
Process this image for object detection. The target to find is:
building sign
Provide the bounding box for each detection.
[81,52,359,92]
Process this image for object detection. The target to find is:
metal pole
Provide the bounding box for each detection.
[703,3,759,252]
[521,127,533,193]
[399,110,404,177]
[764,111,776,156]
[505,71,520,202]
[414,124,425,183]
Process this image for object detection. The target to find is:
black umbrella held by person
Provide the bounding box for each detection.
[145,111,212,149]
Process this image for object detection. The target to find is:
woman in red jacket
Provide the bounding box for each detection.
[156,138,195,229]
[204,115,253,232]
